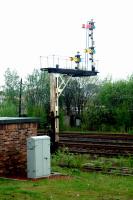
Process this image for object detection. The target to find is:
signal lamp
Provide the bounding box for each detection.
[69,57,74,61]
[84,49,88,53]
[74,52,81,63]
[88,49,93,54]
[86,24,91,29]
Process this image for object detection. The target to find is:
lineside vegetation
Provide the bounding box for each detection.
[1,68,133,133]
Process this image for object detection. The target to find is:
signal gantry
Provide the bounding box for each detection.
[40,19,99,143]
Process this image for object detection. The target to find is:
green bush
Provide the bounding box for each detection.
[27,105,47,128]
[0,101,18,116]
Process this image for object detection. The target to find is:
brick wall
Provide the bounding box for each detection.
[0,118,38,177]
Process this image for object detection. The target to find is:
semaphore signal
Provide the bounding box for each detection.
[40,19,99,147]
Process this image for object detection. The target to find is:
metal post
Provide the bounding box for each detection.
[55,74,59,136]
[19,78,22,117]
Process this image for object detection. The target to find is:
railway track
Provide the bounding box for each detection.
[59,133,133,156]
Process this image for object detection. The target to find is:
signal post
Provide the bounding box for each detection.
[41,19,98,147]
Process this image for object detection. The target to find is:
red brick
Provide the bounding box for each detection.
[0,122,37,176]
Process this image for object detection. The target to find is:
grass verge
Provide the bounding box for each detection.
[0,150,133,200]
[0,170,133,200]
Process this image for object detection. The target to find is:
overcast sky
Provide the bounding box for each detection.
[0,0,133,85]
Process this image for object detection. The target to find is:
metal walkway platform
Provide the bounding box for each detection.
[41,67,98,77]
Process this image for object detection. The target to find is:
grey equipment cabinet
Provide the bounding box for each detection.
[27,136,50,178]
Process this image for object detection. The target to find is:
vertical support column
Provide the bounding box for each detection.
[19,78,22,117]
[50,73,55,113]
[50,73,59,142]
[55,74,59,136]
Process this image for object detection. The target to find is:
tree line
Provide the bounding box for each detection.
[1,68,133,133]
